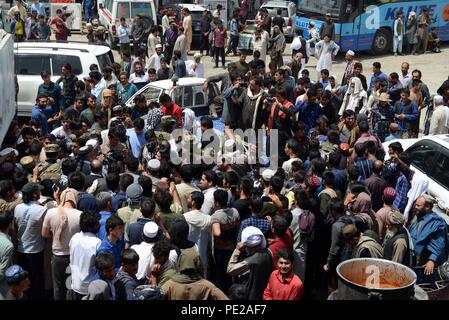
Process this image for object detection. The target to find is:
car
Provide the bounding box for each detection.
[237,20,256,53]
[383,134,449,225]
[167,4,207,47]
[15,42,113,117]
[98,0,157,49]
[125,77,209,111]
[255,0,296,40]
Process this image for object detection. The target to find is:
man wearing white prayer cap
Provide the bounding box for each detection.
[227,226,274,300]
[429,95,449,135]
[342,49,358,86]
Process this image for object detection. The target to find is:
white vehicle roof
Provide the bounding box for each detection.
[14,42,111,56]
[148,77,207,90]
[261,1,294,8]
[383,134,449,155]
[111,0,154,2]
[176,4,207,11]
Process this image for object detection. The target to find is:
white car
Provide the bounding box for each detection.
[125,77,209,110]
[98,0,157,48]
[15,42,113,117]
[256,0,296,40]
[383,134,449,224]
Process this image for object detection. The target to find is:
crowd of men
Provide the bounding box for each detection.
[1,0,449,301]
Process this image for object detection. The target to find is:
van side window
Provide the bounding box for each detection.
[105,0,113,12]
[16,55,51,75]
[51,55,82,76]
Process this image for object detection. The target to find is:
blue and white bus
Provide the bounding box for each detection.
[295,0,449,54]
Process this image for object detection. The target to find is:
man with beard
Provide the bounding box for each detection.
[383,210,411,266]
[56,63,78,110]
[239,76,268,131]
[409,195,449,286]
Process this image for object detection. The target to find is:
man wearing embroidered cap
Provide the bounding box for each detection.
[227,226,274,300]
[4,265,30,300]
[375,187,398,242]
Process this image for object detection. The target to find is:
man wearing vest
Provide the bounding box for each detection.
[33,144,62,183]
[383,210,411,266]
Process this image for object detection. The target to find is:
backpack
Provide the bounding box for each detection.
[298,209,315,237]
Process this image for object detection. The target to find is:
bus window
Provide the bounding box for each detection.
[299,0,343,18]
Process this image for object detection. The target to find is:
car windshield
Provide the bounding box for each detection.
[141,86,163,102]
[242,22,257,34]
[297,0,342,17]
[96,53,113,71]
[263,7,289,17]
[190,12,203,21]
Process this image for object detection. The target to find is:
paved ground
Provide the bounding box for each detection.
[70,32,449,93]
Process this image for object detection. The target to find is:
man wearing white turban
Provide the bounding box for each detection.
[227,226,273,300]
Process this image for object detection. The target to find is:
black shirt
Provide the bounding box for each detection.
[233,198,252,221]
[272,16,285,30]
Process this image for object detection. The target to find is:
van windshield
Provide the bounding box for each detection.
[131,3,154,19]
[117,3,131,18]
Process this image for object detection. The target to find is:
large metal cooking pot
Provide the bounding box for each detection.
[336,258,417,300]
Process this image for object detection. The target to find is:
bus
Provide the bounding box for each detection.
[295,0,449,54]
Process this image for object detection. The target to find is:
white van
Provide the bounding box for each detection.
[15,42,113,117]
[98,0,157,48]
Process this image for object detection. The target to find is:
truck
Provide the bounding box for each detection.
[0,32,16,145]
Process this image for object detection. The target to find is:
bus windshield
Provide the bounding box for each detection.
[297,0,343,18]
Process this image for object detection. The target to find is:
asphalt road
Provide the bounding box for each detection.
[70,32,449,94]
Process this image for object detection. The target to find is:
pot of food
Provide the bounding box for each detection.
[336,258,417,300]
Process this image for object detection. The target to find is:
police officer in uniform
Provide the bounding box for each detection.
[34,144,62,183]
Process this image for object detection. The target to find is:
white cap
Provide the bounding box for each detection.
[155,44,162,49]
[147,159,161,171]
[346,50,355,56]
[143,222,159,238]
[261,168,275,181]
[0,148,18,157]
[86,139,98,148]
[194,53,202,58]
